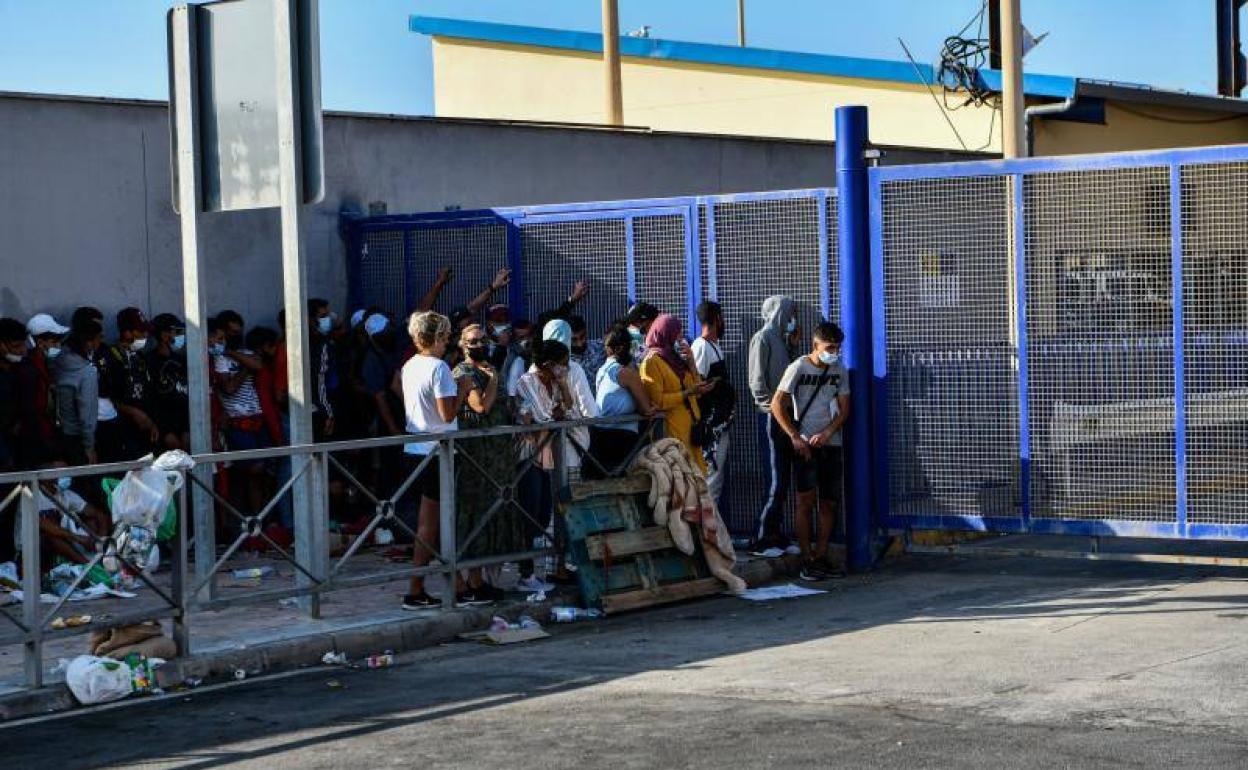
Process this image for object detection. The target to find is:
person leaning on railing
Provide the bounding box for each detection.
[585,324,657,480]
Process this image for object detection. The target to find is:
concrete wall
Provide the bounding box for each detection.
[0,91,976,332]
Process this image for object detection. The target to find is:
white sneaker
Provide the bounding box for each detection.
[517,575,555,593]
[784,545,801,556]
[760,547,785,559]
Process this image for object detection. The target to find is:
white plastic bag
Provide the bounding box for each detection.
[65,655,134,705]
[111,458,182,530]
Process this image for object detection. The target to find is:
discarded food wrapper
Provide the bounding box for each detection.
[326,679,343,689]
[321,651,348,666]
[231,566,276,580]
[365,653,393,669]
[278,597,300,608]
[51,614,92,630]
[185,677,203,688]
[525,591,547,604]
[233,668,247,681]
[489,616,510,633]
[374,528,394,546]
[517,615,542,630]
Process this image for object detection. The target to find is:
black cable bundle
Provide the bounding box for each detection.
[937,35,997,110]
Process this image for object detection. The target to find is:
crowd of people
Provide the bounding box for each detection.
[0,263,852,604]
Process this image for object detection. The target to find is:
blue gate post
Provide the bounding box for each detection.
[836,106,874,570]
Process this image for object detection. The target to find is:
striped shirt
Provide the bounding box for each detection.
[213,350,263,418]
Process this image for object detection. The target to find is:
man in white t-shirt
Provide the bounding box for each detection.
[691,301,733,506]
[400,311,469,610]
[771,321,850,581]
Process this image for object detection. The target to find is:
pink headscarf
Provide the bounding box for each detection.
[644,313,687,376]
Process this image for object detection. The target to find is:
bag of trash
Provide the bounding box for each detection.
[65,655,135,705]
[110,458,182,532]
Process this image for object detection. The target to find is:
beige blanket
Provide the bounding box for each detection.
[630,439,747,594]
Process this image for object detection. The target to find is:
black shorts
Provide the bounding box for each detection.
[794,446,843,501]
[409,452,441,501]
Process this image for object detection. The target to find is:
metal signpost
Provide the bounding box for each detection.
[168,0,324,610]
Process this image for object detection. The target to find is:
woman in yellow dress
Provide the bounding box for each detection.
[639,314,715,473]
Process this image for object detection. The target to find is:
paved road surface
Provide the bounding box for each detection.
[7,555,1248,768]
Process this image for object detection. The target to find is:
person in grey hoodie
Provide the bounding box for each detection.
[747,295,799,553]
[55,319,104,467]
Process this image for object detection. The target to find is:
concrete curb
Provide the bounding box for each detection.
[0,554,800,722]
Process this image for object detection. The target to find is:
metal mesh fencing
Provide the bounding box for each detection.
[1024,167,1174,522]
[881,175,1019,520]
[519,218,629,332]
[356,230,407,319]
[709,196,832,534]
[407,223,510,317]
[1181,162,1248,525]
[633,214,691,329]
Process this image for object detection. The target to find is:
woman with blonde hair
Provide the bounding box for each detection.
[399,311,469,610]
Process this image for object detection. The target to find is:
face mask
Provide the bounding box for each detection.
[130,337,148,352]
[57,477,72,492]
[317,316,333,335]
[45,346,62,360]
[818,350,840,366]
[172,334,186,352]
[629,327,643,345]
[3,353,22,364]
[466,346,488,362]
[785,318,797,334]
[208,342,225,356]
[492,323,511,337]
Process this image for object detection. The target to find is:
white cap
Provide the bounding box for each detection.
[26,313,69,338]
[364,313,389,337]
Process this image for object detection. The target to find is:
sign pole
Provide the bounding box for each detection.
[171,6,217,603]
[274,0,326,616]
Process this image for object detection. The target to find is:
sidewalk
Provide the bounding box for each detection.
[0,544,794,719]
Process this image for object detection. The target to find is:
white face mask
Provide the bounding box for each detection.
[45,346,62,360]
[818,350,840,366]
[57,477,72,492]
[3,353,22,364]
[317,316,333,335]
[130,337,148,352]
[785,318,797,334]
[171,334,186,352]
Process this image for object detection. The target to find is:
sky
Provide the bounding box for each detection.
[0,1,1223,116]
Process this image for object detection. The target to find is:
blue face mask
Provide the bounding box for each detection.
[172,334,186,352]
[785,318,797,334]
[317,316,333,335]
[208,342,225,356]
[818,350,840,366]
[57,477,72,492]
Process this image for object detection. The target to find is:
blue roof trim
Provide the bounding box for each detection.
[410,15,1077,99]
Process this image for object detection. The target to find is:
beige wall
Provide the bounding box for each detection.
[431,38,1000,151]
[1034,103,1248,156]
[433,38,1248,157]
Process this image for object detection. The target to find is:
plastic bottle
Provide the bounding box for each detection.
[551,606,603,623]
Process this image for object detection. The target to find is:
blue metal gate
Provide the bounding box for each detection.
[345,189,840,536]
[871,144,1248,541]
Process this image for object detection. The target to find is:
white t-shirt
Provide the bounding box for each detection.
[690,337,723,379]
[401,354,459,455]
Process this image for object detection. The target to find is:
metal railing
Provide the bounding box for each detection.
[0,414,661,691]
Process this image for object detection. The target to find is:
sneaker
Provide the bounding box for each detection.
[799,563,822,582]
[784,544,802,556]
[748,535,790,557]
[456,589,493,607]
[401,592,441,610]
[516,575,555,593]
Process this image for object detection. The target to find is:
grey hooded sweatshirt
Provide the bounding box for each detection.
[54,348,99,451]
[747,295,796,413]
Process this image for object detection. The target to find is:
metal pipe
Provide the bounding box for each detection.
[999,0,1026,158]
[601,0,623,125]
[737,0,746,46]
[1024,95,1077,156]
[836,106,874,572]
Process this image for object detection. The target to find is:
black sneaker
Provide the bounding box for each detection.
[799,563,823,582]
[402,592,441,610]
[456,589,493,607]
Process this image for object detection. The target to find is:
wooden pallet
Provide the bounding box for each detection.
[563,474,722,615]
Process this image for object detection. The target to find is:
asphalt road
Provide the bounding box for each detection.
[6,556,1248,769]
